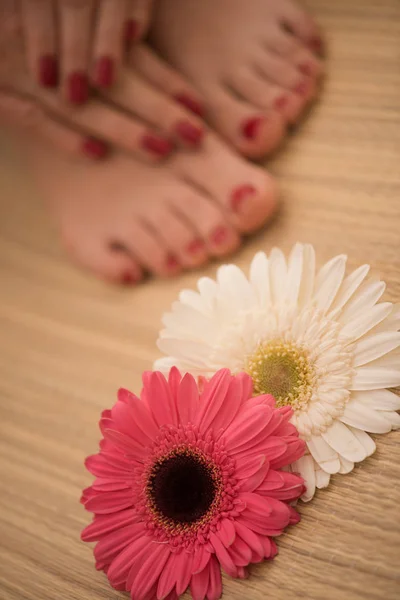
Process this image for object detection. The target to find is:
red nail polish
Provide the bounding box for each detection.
[187,239,205,255]
[309,36,323,53]
[82,138,108,160]
[175,121,204,146]
[174,94,204,117]
[68,71,89,104]
[124,18,139,41]
[121,271,138,285]
[299,62,312,76]
[211,226,229,246]
[293,80,308,96]
[274,95,289,111]
[231,184,256,213]
[94,56,114,88]
[166,254,180,270]
[39,54,58,87]
[241,116,264,140]
[142,134,173,157]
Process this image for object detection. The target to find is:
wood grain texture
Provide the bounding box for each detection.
[0,0,399,599]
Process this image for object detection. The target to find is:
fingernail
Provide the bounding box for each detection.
[231,184,256,213]
[299,62,312,76]
[309,36,323,53]
[121,271,138,285]
[67,71,89,104]
[293,80,308,96]
[274,95,288,111]
[166,254,180,270]
[142,134,174,157]
[174,93,204,117]
[211,226,229,246]
[39,54,58,87]
[94,56,114,88]
[241,116,264,140]
[187,239,205,255]
[82,138,108,160]
[175,121,204,146]
[124,18,139,41]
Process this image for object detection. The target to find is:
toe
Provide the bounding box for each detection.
[203,82,285,159]
[278,0,323,52]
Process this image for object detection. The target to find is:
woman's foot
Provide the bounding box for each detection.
[150,0,323,158]
[24,131,277,283]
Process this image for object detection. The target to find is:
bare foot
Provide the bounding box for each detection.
[150,0,324,158]
[24,132,277,283]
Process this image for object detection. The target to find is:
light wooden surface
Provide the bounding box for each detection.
[1,1,400,599]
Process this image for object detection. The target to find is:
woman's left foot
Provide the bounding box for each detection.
[150,0,323,159]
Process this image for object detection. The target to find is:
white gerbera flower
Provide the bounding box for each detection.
[155,244,400,501]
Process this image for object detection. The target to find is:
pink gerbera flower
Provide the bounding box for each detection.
[81,368,305,600]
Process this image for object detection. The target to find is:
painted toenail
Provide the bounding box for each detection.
[174,94,205,117]
[68,71,89,104]
[241,116,264,140]
[82,138,109,160]
[187,239,205,255]
[94,56,114,88]
[166,254,180,270]
[124,19,139,41]
[121,271,138,285]
[299,62,313,76]
[175,121,204,146]
[39,54,58,88]
[231,184,257,213]
[211,226,229,246]
[274,95,289,111]
[142,134,174,157]
[309,36,323,53]
[293,80,308,96]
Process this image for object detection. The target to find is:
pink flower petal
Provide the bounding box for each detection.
[168,366,182,398]
[190,563,210,600]
[209,532,238,577]
[177,372,200,425]
[239,492,273,517]
[92,478,130,492]
[259,471,304,502]
[85,453,131,479]
[94,523,144,565]
[175,550,194,595]
[157,553,180,599]
[224,407,274,452]
[103,428,147,460]
[206,556,222,600]
[144,372,178,427]
[234,521,264,557]
[270,438,306,469]
[217,518,236,547]
[237,458,270,493]
[81,510,138,542]
[112,398,154,447]
[192,545,212,575]
[128,543,170,598]
[117,388,159,440]
[107,535,150,588]
[84,488,134,514]
[195,369,233,432]
[226,538,252,567]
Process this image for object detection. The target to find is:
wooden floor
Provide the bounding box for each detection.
[0,1,399,599]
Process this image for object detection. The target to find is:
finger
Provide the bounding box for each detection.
[0,90,108,159]
[58,0,95,105]
[129,45,205,117]
[20,0,58,88]
[92,0,128,89]
[124,0,155,45]
[101,68,205,149]
[36,88,174,161]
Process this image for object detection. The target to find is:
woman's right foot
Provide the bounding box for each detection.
[24,131,277,283]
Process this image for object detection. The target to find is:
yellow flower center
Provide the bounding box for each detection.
[245,340,316,410]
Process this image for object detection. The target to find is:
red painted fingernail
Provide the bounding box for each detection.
[67,71,89,104]
[174,94,204,117]
[231,184,256,213]
[121,271,138,285]
[94,56,114,88]
[299,62,312,76]
[82,138,108,160]
[274,95,288,111]
[142,134,173,157]
[293,80,308,96]
[309,36,323,53]
[39,54,58,87]
[211,226,229,246]
[187,239,205,255]
[166,254,180,270]
[125,18,139,41]
[175,121,204,146]
[241,116,264,140]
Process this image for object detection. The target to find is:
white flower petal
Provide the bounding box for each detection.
[269,247,287,304]
[339,279,386,324]
[297,244,315,309]
[162,304,217,342]
[293,455,316,502]
[315,469,330,489]
[216,264,256,312]
[380,411,400,429]
[307,435,341,474]
[352,332,400,367]
[249,252,271,305]
[354,389,400,411]
[347,426,376,456]
[365,348,400,370]
[338,457,354,474]
[314,254,347,313]
[197,277,219,303]
[365,303,400,337]
[350,366,400,390]
[340,302,393,341]
[179,289,209,315]
[284,243,304,305]
[321,421,367,463]
[329,264,370,315]
[153,356,179,373]
[157,337,211,366]
[340,399,392,433]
